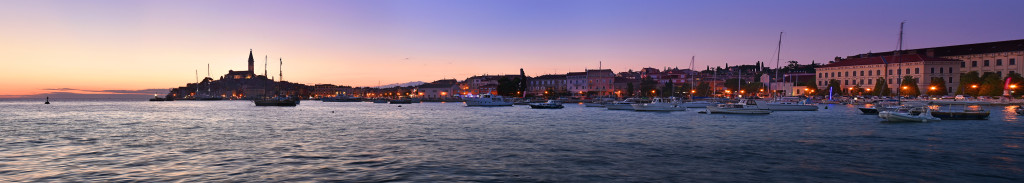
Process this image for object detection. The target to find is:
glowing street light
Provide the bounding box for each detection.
[1011,84,1018,89]
[929,86,937,90]
[971,85,978,89]
[902,86,908,90]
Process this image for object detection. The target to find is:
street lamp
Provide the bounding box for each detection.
[929,86,937,90]
[1011,84,1018,89]
[971,84,978,89]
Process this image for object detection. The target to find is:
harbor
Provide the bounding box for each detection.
[1,100,1020,182]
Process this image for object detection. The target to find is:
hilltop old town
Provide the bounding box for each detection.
[165,39,1024,101]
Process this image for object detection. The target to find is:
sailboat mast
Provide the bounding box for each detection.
[774,32,783,98]
[896,21,904,103]
[264,55,268,77]
[279,58,283,82]
[690,56,695,101]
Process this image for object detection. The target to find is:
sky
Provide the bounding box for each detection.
[2,0,1023,97]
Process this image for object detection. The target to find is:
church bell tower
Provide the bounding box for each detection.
[247,49,255,73]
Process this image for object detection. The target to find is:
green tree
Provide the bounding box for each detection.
[957,71,981,95]
[625,82,635,97]
[899,76,920,97]
[872,77,891,96]
[695,82,711,97]
[926,77,948,96]
[496,77,522,96]
[742,82,764,96]
[1006,72,1024,97]
[724,78,745,92]
[661,81,674,97]
[827,79,843,96]
[639,78,658,97]
[804,80,820,96]
[979,72,1004,96]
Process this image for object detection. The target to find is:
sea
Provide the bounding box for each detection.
[1,99,1021,182]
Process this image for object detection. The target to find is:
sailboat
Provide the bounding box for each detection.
[877,22,939,122]
[255,57,300,106]
[682,56,718,108]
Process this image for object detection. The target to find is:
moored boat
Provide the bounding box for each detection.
[463,94,514,107]
[681,101,717,108]
[389,98,413,104]
[632,98,686,111]
[529,100,564,109]
[254,97,300,106]
[322,95,362,102]
[606,98,640,110]
[879,106,940,122]
[706,99,771,114]
[930,104,989,120]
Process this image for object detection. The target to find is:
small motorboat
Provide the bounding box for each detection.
[606,98,641,110]
[463,94,514,107]
[931,104,989,120]
[529,100,564,109]
[254,97,300,106]
[1016,105,1023,116]
[705,99,771,114]
[389,98,413,104]
[631,97,685,111]
[878,106,940,122]
[681,101,717,108]
[858,105,899,114]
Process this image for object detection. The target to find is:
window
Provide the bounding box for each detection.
[888,70,892,75]
[818,73,822,78]
[997,59,1003,66]
[877,70,881,76]
[860,71,864,76]
[948,67,952,73]
[845,72,849,77]
[915,68,919,74]
[948,77,952,83]
[972,61,977,67]
[897,69,901,75]
[889,79,892,84]
[939,68,943,73]
[1011,58,1017,65]
[906,69,910,75]
[868,70,873,76]
[931,68,935,73]
[860,79,864,84]
[845,80,848,85]
[961,62,965,68]
[868,79,872,84]
[984,60,989,66]
[853,71,856,76]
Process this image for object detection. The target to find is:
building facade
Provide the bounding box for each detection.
[816,54,960,95]
[527,74,567,96]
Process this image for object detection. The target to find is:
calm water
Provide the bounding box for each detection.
[1,99,1021,182]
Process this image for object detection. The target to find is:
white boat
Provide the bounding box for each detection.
[766,100,818,111]
[606,98,641,110]
[681,101,717,108]
[529,100,564,109]
[631,98,686,111]
[878,106,941,122]
[706,99,771,114]
[463,94,514,107]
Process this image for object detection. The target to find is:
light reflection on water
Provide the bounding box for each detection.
[0,100,1021,182]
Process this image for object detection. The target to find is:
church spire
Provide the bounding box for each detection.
[247,49,255,73]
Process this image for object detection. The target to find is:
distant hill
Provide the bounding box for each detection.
[373,81,426,88]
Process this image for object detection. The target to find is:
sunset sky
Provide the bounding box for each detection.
[2,0,1023,97]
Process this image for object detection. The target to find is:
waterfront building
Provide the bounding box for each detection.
[566,72,587,95]
[527,74,567,96]
[417,83,459,99]
[854,39,1024,79]
[816,54,960,95]
[586,69,615,96]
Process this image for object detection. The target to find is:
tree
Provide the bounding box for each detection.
[742,82,764,96]
[827,79,843,96]
[496,77,517,96]
[899,76,920,97]
[957,71,981,95]
[626,82,635,97]
[661,81,674,97]
[724,78,745,92]
[804,80,819,96]
[1006,72,1024,97]
[639,78,658,97]
[926,77,948,96]
[872,77,891,96]
[695,82,711,97]
[518,68,527,96]
[979,72,1004,96]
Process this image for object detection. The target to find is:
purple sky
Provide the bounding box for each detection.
[2,0,1022,96]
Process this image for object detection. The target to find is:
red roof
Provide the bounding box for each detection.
[820,54,959,68]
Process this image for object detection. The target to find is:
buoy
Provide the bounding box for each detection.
[398,105,402,107]
[44,97,50,104]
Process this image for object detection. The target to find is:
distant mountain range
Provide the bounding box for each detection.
[372,81,426,88]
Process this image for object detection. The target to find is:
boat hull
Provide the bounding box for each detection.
[858,107,879,114]
[464,101,513,107]
[631,103,686,111]
[605,103,635,110]
[706,106,771,114]
[529,104,564,109]
[254,100,299,106]
[766,104,818,111]
[930,111,989,120]
[878,111,940,122]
